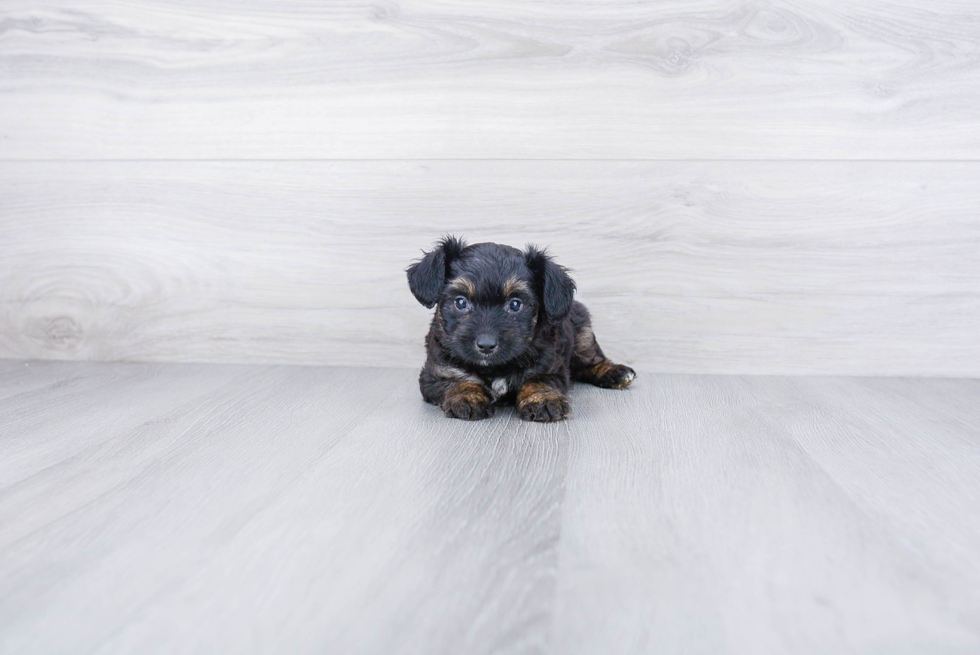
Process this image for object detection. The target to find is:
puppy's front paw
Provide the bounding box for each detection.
[442,395,495,421]
[441,381,494,420]
[518,394,570,422]
[596,364,636,389]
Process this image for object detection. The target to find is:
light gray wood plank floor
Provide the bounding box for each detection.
[1,360,978,653]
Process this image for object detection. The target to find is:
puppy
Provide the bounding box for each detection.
[406,236,635,422]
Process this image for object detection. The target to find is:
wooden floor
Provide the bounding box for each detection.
[1,360,978,654]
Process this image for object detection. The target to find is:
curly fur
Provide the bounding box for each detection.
[407,237,636,422]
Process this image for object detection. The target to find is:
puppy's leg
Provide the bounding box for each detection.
[420,363,495,420]
[517,375,570,422]
[569,303,636,389]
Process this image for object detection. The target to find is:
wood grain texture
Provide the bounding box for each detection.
[2,160,979,375]
[553,373,980,654]
[1,0,979,159]
[0,362,568,654]
[2,361,979,652]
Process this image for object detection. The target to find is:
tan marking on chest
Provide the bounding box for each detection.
[431,364,478,383]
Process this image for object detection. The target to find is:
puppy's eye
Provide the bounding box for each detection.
[507,298,523,313]
[454,296,469,311]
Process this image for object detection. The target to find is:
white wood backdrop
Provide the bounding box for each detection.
[2,0,980,159]
[3,161,978,375]
[1,1,979,375]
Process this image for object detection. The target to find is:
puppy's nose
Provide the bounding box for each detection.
[476,334,498,354]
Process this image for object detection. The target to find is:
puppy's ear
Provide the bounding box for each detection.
[406,235,466,308]
[525,245,576,324]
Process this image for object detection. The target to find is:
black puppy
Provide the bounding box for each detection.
[406,236,635,422]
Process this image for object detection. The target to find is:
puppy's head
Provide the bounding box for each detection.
[407,236,575,367]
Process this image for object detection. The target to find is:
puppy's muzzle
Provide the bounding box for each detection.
[476,334,498,355]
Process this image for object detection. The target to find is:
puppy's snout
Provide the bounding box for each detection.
[476,334,498,355]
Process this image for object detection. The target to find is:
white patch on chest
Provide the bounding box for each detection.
[491,377,508,398]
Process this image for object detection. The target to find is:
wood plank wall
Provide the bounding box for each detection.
[1,1,979,375]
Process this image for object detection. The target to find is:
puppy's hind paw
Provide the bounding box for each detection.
[597,364,636,389]
[442,396,495,421]
[518,394,570,422]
